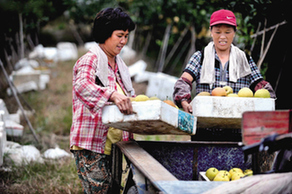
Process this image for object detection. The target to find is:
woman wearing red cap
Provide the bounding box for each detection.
[173,9,276,141]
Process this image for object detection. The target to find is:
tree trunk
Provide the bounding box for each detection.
[127,28,136,49]
[182,25,196,71]
[69,23,84,46]
[141,30,152,57]
[19,13,24,59]
[165,26,189,66]
[257,24,279,70]
[156,23,172,72]
[168,41,190,74]
[250,22,261,54]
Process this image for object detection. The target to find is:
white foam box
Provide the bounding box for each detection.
[191,96,275,129]
[102,100,196,135]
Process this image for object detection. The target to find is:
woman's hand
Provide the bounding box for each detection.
[110,91,133,114]
[181,100,193,113]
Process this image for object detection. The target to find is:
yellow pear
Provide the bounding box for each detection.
[244,169,253,176]
[197,92,211,96]
[213,173,230,181]
[134,95,149,101]
[217,170,230,179]
[223,86,233,95]
[238,87,253,97]
[229,168,243,177]
[205,167,219,181]
[254,89,270,98]
[231,173,245,181]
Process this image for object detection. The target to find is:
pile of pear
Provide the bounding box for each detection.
[131,94,178,109]
[197,86,270,98]
[205,167,253,181]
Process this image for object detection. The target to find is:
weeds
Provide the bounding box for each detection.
[0,157,82,193]
[1,58,78,193]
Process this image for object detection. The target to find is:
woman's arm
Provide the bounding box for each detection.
[173,51,202,113]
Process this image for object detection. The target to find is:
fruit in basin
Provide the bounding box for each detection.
[223,86,233,95]
[229,168,243,177]
[205,167,219,181]
[254,89,270,98]
[211,87,227,96]
[231,172,245,181]
[244,169,253,176]
[217,170,231,179]
[238,87,253,97]
[213,173,229,181]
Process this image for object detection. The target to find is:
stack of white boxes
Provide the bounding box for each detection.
[0,110,7,166]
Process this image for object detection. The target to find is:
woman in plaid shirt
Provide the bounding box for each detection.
[173,9,276,141]
[70,8,135,193]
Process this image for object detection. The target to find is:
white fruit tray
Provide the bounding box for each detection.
[191,96,275,129]
[102,100,196,135]
[199,172,210,181]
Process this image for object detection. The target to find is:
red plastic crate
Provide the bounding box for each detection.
[242,110,292,145]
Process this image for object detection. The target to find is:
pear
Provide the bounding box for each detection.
[254,89,270,98]
[205,167,219,181]
[223,86,233,95]
[134,95,149,101]
[197,92,211,96]
[238,87,253,97]
[211,87,227,96]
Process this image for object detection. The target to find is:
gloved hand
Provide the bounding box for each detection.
[255,80,276,99]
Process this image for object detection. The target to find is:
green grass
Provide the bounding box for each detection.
[0,157,82,193]
[1,58,78,192]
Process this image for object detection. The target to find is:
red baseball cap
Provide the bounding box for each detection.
[210,9,237,27]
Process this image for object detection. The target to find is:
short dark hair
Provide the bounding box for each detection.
[92,7,136,43]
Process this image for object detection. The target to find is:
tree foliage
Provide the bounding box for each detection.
[1,0,291,72]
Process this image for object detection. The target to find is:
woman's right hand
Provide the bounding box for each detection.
[109,91,133,115]
[181,100,193,113]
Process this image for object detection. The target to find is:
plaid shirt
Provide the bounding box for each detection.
[184,50,263,94]
[70,51,132,154]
